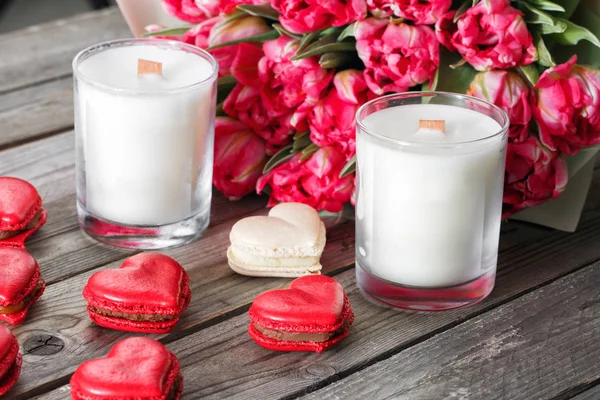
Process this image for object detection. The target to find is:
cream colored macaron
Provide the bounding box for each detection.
[227,203,326,277]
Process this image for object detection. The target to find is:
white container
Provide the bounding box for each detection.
[355,92,509,311]
[73,39,218,249]
[116,0,183,37]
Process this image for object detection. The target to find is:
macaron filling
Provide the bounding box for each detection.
[87,305,179,322]
[253,319,351,343]
[0,279,45,315]
[0,209,44,239]
[228,246,322,269]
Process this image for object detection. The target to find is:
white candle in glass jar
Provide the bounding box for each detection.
[76,42,216,226]
[356,104,506,288]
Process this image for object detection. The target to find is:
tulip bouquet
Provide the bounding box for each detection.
[144,0,600,227]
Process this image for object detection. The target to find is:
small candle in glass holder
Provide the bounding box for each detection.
[355,92,509,311]
[73,39,218,249]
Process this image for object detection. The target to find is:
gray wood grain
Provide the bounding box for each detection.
[571,384,600,400]
[26,209,600,400]
[0,77,73,149]
[300,262,600,400]
[0,8,129,94]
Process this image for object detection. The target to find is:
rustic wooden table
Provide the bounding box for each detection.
[1,7,599,400]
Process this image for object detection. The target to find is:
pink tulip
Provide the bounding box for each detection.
[355,18,439,95]
[436,0,536,71]
[271,0,366,34]
[366,0,451,24]
[532,56,600,155]
[257,147,354,212]
[162,0,218,21]
[260,37,333,113]
[503,138,568,217]
[223,83,295,154]
[206,16,270,77]
[182,17,222,48]
[309,70,374,156]
[213,117,267,200]
[467,70,532,142]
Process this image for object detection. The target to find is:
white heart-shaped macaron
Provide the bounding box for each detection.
[227,203,326,277]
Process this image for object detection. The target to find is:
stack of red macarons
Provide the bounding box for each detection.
[0,177,48,395]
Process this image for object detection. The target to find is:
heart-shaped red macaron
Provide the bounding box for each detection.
[250,275,346,328]
[0,248,39,306]
[0,177,41,231]
[84,253,186,310]
[70,337,180,399]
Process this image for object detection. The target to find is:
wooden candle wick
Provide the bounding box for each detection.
[138,59,163,77]
[419,120,445,133]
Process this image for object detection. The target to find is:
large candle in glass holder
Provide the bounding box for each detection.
[355,92,509,311]
[73,39,218,249]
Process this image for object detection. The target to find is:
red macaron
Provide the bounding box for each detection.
[0,177,47,249]
[70,337,183,400]
[248,275,354,353]
[0,324,22,396]
[0,247,46,325]
[83,253,191,334]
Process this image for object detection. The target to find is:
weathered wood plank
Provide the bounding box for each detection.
[5,218,354,398]
[301,262,600,400]
[18,208,600,399]
[0,8,129,94]
[572,384,600,400]
[0,77,73,149]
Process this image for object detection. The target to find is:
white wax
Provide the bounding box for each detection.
[356,104,506,287]
[76,44,216,226]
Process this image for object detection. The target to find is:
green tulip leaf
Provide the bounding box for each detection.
[454,0,472,22]
[142,27,191,37]
[207,30,279,50]
[263,145,294,174]
[523,2,567,32]
[533,32,556,67]
[298,31,321,52]
[519,64,540,85]
[339,155,356,178]
[236,4,280,21]
[299,144,319,161]
[291,42,356,60]
[337,23,355,42]
[422,67,439,92]
[523,0,565,12]
[319,52,355,69]
[436,48,478,94]
[548,0,580,18]
[293,131,308,140]
[292,134,312,152]
[550,18,600,48]
[272,23,302,39]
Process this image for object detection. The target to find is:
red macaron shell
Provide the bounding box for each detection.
[0,248,45,325]
[249,275,348,332]
[0,208,47,249]
[0,177,42,231]
[83,253,191,333]
[70,337,182,400]
[0,353,22,396]
[0,324,21,396]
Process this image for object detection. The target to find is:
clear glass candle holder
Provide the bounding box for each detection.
[73,39,218,249]
[355,92,509,311]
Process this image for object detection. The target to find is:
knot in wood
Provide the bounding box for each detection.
[23,334,65,355]
[304,363,337,378]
